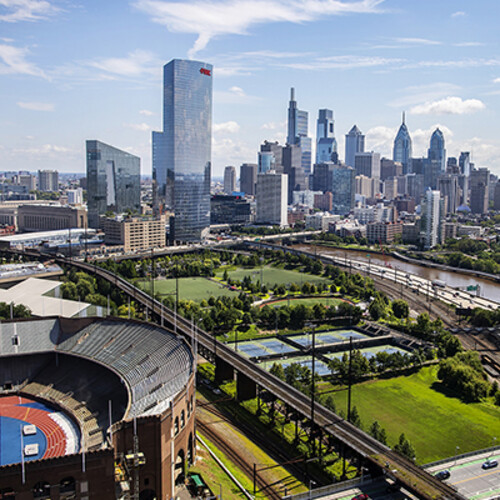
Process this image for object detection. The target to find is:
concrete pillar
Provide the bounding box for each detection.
[214,357,234,384]
[236,372,257,401]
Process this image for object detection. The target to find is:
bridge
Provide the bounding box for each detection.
[33,252,461,500]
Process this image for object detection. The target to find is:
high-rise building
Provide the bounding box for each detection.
[240,163,257,196]
[152,59,212,241]
[393,113,412,174]
[428,128,446,172]
[312,162,334,192]
[331,165,355,215]
[256,172,288,227]
[423,158,441,190]
[259,141,282,173]
[470,168,490,214]
[86,140,141,228]
[345,125,365,168]
[406,173,425,202]
[67,188,83,205]
[380,158,403,181]
[494,181,500,211]
[437,175,460,214]
[287,88,312,174]
[283,144,306,203]
[316,109,337,164]
[223,166,236,194]
[421,189,442,249]
[38,170,59,192]
[18,174,36,191]
[459,152,471,176]
[354,152,380,178]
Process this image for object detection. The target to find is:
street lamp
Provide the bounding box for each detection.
[454,446,460,467]
[308,479,316,499]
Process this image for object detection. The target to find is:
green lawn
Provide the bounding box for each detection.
[136,277,238,302]
[216,265,331,287]
[264,297,345,308]
[330,366,500,464]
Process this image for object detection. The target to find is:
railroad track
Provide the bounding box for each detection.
[12,250,463,500]
[197,419,282,499]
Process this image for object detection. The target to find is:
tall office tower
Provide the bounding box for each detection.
[283,144,306,203]
[223,166,236,194]
[384,177,398,201]
[287,88,312,174]
[469,168,490,214]
[152,58,212,241]
[406,173,425,202]
[86,140,140,228]
[256,172,288,227]
[259,141,283,173]
[421,189,442,249]
[393,112,412,174]
[423,158,441,190]
[331,165,355,215]
[316,109,337,163]
[345,125,365,168]
[354,152,380,178]
[380,158,403,181]
[494,181,500,211]
[459,152,471,176]
[240,163,257,196]
[410,157,425,176]
[446,157,459,174]
[38,170,59,192]
[312,162,334,192]
[428,128,446,172]
[437,175,460,214]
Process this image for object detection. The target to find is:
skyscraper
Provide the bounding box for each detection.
[354,152,380,178]
[316,109,337,164]
[240,163,257,196]
[287,88,312,174]
[331,165,355,215]
[223,166,236,194]
[428,128,446,172]
[256,172,288,227]
[86,140,141,228]
[437,174,460,214]
[152,59,212,241]
[259,141,282,173]
[283,144,306,204]
[421,189,442,249]
[393,113,412,174]
[459,152,471,176]
[470,168,490,214]
[345,125,365,168]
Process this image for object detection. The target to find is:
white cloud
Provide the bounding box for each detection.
[411,124,453,157]
[494,77,500,84]
[410,96,485,115]
[139,109,154,116]
[451,11,465,18]
[0,43,46,77]
[12,144,74,156]
[406,58,500,70]
[88,50,159,77]
[228,86,245,97]
[124,122,152,132]
[394,37,441,46]
[261,121,285,130]
[365,125,396,155]
[390,82,461,108]
[17,101,54,111]
[454,42,484,47]
[283,55,401,71]
[212,136,255,176]
[0,0,60,22]
[134,0,384,57]
[213,121,240,134]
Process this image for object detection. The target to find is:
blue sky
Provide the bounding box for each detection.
[1,0,500,177]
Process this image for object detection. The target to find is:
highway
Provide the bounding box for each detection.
[52,254,463,500]
[427,450,500,500]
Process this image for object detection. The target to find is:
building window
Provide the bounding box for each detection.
[174,417,179,436]
[181,410,185,429]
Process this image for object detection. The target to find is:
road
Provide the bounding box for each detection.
[427,450,500,500]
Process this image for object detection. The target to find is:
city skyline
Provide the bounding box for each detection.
[1,0,500,176]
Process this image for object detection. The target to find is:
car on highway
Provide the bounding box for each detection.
[351,494,370,500]
[435,470,451,480]
[482,459,498,469]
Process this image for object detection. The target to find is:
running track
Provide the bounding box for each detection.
[0,396,67,463]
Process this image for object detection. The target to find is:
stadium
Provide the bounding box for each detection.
[0,316,196,500]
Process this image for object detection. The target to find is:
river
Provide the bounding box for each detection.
[294,244,500,303]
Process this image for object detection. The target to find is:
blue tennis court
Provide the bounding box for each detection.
[231,338,297,358]
[261,356,332,377]
[290,329,368,348]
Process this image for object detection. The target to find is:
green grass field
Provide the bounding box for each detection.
[264,297,344,308]
[217,265,331,287]
[136,277,238,302]
[330,366,500,464]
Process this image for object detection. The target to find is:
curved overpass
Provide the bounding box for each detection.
[8,248,462,500]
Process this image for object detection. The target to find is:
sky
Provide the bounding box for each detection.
[1,0,500,178]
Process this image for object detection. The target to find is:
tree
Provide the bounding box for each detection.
[349,405,362,428]
[394,433,416,461]
[369,298,386,321]
[61,281,77,300]
[392,299,409,319]
[369,421,387,445]
[270,363,285,380]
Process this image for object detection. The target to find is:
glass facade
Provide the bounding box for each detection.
[86,140,140,228]
[428,128,446,172]
[393,115,412,174]
[153,59,212,241]
[345,125,365,168]
[287,88,312,174]
[331,165,355,215]
[316,109,337,164]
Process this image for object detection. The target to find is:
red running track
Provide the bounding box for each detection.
[0,395,67,459]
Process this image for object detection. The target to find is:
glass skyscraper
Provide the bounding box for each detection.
[316,109,337,164]
[428,128,446,172]
[153,59,212,241]
[393,113,412,174]
[286,88,312,174]
[86,140,141,228]
[345,125,365,168]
